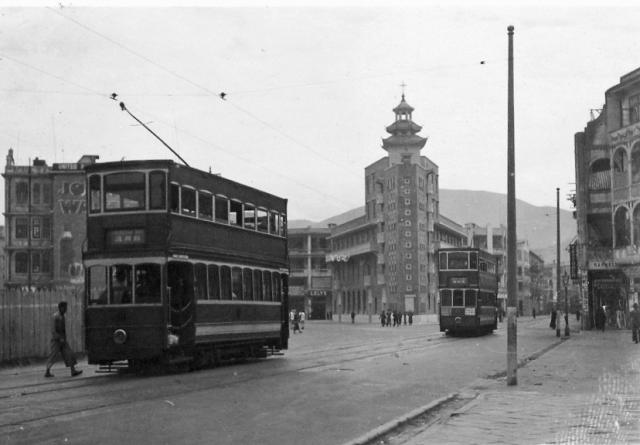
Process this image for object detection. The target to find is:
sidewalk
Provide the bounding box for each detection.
[405,328,640,445]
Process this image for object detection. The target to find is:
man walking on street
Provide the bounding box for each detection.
[44,301,82,378]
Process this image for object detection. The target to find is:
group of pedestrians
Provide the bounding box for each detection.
[378,310,413,327]
[289,309,305,334]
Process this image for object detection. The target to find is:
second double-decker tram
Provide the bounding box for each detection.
[438,248,498,336]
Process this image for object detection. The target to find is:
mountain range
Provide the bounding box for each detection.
[289,189,576,263]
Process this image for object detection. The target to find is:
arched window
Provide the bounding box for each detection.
[632,143,640,183]
[614,148,627,173]
[634,205,640,248]
[589,158,611,191]
[615,206,631,248]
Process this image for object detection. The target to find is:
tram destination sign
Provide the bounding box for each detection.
[449,277,468,286]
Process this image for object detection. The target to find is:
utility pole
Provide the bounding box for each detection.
[556,187,561,338]
[506,25,517,386]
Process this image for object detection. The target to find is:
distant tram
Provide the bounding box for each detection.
[83,160,289,370]
[438,248,498,335]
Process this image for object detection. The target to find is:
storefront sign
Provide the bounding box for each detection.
[588,260,616,270]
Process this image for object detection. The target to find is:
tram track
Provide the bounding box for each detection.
[1,331,461,432]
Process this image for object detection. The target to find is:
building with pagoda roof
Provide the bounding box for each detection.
[326,94,444,316]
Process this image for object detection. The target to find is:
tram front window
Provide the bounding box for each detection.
[465,290,477,307]
[104,172,145,211]
[453,290,464,306]
[110,265,133,304]
[88,266,108,305]
[448,252,469,270]
[135,264,161,303]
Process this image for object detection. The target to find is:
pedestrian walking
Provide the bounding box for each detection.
[292,310,302,334]
[550,308,557,330]
[532,308,536,319]
[289,309,295,330]
[630,303,640,343]
[596,305,606,332]
[379,311,385,327]
[44,301,82,378]
[350,311,355,324]
[299,311,305,330]
[385,310,391,327]
[408,311,413,326]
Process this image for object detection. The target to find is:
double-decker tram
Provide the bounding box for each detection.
[83,160,289,370]
[438,248,498,336]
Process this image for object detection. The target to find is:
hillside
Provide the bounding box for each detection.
[289,189,576,263]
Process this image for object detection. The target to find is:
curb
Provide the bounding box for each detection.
[341,335,571,445]
[341,392,457,445]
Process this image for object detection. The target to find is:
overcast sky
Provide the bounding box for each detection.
[1,1,638,222]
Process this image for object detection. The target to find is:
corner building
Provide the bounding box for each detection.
[328,95,439,315]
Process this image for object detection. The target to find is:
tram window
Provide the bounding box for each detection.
[215,196,229,223]
[149,171,166,210]
[439,252,447,271]
[104,172,145,211]
[135,264,161,304]
[229,201,243,227]
[110,265,133,304]
[89,175,101,214]
[470,252,478,270]
[244,204,256,230]
[452,289,464,306]
[208,265,220,299]
[269,212,278,235]
[257,209,268,232]
[194,263,208,300]
[440,289,452,306]
[220,266,231,299]
[198,192,213,220]
[465,290,477,307]
[181,187,196,217]
[243,268,254,300]
[88,266,108,305]
[170,184,180,213]
[231,267,243,299]
[253,269,263,301]
[479,261,487,272]
[448,252,469,269]
[272,272,281,302]
[263,271,273,301]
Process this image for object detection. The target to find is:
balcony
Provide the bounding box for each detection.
[326,241,376,262]
[377,232,385,244]
[614,245,640,265]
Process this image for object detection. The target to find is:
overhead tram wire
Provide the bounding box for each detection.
[0,52,357,208]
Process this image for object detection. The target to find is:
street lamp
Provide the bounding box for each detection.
[562,271,570,337]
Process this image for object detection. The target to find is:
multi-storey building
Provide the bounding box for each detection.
[0,226,6,288]
[327,94,443,315]
[516,240,531,316]
[529,250,547,314]
[288,227,332,319]
[3,150,98,288]
[575,67,640,328]
[435,215,467,249]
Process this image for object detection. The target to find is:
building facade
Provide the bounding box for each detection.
[3,150,98,288]
[575,67,640,328]
[327,95,442,315]
[288,227,332,319]
[465,224,508,311]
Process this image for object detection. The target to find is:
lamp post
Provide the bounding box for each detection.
[562,271,570,337]
[556,187,561,338]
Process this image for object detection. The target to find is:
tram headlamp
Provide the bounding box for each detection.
[167,333,179,346]
[113,329,127,345]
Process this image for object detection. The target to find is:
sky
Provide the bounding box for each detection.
[1,1,639,222]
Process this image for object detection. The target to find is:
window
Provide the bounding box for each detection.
[278,214,287,237]
[208,265,220,299]
[89,175,101,213]
[404,198,411,205]
[405,263,412,270]
[253,269,263,301]
[198,191,213,220]
[465,290,477,307]
[257,209,268,232]
[41,251,51,273]
[263,271,273,301]
[470,252,478,269]
[149,171,166,210]
[440,290,452,306]
[404,209,411,216]
[104,172,145,211]
[230,201,243,227]
[630,94,640,124]
[405,253,412,259]
[405,220,411,226]
[231,267,243,299]
[220,266,231,299]
[32,183,41,204]
[181,187,196,216]
[31,217,41,239]
[43,183,52,204]
[170,184,180,213]
[406,274,412,280]
[194,263,208,300]
[215,196,229,223]
[110,265,133,304]
[448,252,469,269]
[88,266,108,305]
[243,268,254,300]
[403,177,411,185]
[31,252,41,273]
[269,212,278,235]
[405,241,412,248]
[16,182,28,204]
[15,218,28,239]
[453,289,464,306]
[405,230,411,237]
[273,272,282,302]
[244,204,256,230]
[135,263,161,303]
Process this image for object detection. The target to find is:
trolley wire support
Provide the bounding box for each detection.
[116,99,190,167]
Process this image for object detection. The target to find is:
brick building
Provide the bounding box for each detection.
[2,149,98,288]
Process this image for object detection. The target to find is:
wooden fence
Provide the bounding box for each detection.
[0,288,84,363]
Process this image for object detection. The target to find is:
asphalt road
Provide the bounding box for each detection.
[1,316,561,445]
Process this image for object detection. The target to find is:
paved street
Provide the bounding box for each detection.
[1,317,560,445]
